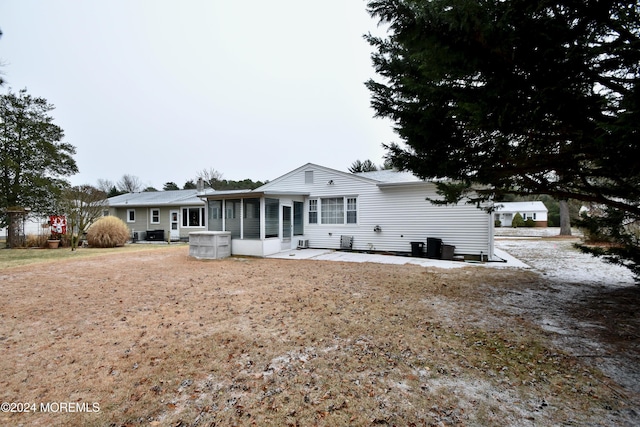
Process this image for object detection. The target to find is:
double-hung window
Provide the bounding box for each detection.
[308,199,318,224]
[150,208,160,224]
[308,197,358,225]
[346,198,357,224]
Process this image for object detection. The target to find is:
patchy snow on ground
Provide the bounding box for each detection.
[495,236,636,286]
[492,229,640,424]
[494,226,583,238]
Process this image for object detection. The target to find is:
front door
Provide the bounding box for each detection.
[170,210,180,241]
[282,205,292,249]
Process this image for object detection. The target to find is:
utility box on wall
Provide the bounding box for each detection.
[189,231,231,259]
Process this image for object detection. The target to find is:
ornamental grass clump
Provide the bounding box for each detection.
[86,216,130,248]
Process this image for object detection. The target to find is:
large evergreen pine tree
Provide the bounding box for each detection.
[1,89,78,228]
[366,0,640,278]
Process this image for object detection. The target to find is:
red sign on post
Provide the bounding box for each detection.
[49,215,67,235]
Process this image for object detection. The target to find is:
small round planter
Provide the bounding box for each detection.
[47,239,61,249]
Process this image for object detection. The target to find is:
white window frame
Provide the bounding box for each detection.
[346,197,357,224]
[308,196,358,225]
[308,199,318,224]
[182,207,206,228]
[127,209,135,223]
[150,208,160,224]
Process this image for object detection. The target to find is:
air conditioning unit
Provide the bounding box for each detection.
[297,239,309,249]
[340,235,353,250]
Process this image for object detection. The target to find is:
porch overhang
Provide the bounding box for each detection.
[198,190,309,200]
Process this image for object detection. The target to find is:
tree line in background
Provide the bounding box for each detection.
[96,168,265,198]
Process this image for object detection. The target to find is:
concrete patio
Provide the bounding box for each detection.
[267,247,529,269]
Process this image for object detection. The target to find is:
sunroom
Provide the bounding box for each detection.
[200,190,308,257]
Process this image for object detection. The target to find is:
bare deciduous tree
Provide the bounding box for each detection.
[196,168,224,188]
[59,185,108,250]
[96,179,115,193]
[117,174,142,193]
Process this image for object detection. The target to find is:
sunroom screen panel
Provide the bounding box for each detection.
[243,198,260,239]
[208,200,222,231]
[225,199,241,238]
[265,198,279,238]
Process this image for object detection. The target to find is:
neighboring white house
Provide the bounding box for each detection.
[494,201,548,227]
[107,190,206,241]
[198,163,495,260]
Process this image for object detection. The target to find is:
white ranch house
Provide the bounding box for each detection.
[494,201,548,227]
[198,163,496,261]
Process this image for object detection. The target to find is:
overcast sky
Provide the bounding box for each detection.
[1,0,397,190]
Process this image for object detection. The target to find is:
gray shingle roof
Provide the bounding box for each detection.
[355,169,422,183]
[107,189,204,207]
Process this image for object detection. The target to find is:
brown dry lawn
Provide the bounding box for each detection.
[0,245,636,426]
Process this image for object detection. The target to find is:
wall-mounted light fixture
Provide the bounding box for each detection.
[373,225,382,232]
[327,180,334,185]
